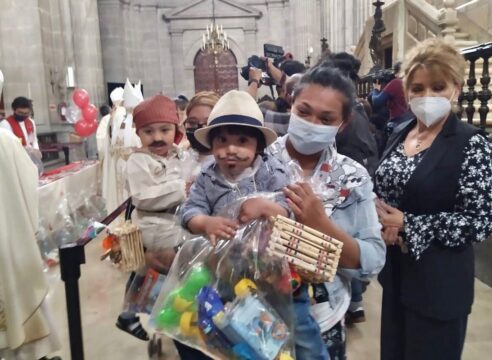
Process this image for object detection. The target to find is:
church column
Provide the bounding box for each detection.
[244,29,257,60]
[68,0,105,105]
[266,1,285,46]
[170,30,185,95]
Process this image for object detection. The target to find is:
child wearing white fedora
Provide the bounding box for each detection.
[180,90,290,244]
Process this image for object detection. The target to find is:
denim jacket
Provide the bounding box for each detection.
[180,154,290,227]
[268,135,386,331]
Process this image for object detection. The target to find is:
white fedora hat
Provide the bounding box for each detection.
[194,90,277,149]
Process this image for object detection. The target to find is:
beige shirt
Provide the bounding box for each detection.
[126,147,186,250]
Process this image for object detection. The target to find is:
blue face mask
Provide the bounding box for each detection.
[287,112,339,155]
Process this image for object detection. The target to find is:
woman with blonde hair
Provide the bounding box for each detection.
[182,91,220,156]
[374,38,492,360]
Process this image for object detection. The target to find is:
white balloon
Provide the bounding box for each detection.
[65,105,81,124]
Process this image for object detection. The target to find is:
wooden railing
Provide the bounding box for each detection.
[458,42,492,131]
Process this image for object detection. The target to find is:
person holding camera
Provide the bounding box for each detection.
[248,65,303,136]
[370,62,413,151]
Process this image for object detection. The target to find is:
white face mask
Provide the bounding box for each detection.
[287,112,339,155]
[409,95,452,127]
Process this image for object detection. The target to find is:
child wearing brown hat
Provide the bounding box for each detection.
[116,94,189,342]
[126,94,186,252]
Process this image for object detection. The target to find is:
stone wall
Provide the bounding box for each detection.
[98,0,375,99]
[0,0,104,135]
[0,0,51,130]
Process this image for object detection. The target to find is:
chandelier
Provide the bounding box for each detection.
[201,0,229,53]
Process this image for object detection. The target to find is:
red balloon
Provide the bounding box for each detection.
[82,103,98,122]
[74,119,97,137]
[72,88,90,109]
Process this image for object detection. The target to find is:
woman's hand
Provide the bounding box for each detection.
[376,199,404,230]
[381,226,400,246]
[204,216,239,245]
[283,183,328,229]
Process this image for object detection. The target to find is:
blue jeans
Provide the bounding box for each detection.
[294,285,330,360]
[351,278,363,303]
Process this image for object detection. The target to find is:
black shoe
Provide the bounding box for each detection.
[116,315,150,341]
[346,307,366,324]
[39,357,62,360]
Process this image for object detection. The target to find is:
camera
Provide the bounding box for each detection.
[371,69,395,86]
[240,44,285,86]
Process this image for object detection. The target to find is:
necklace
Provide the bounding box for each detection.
[415,138,423,149]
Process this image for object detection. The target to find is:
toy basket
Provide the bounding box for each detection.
[112,220,145,272]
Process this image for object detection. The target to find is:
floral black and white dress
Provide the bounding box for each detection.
[375,134,492,259]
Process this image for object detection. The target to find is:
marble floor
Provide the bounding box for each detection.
[47,239,492,360]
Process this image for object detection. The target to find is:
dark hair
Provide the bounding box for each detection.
[317,52,361,82]
[174,95,189,111]
[274,97,290,113]
[99,105,111,116]
[279,60,306,76]
[293,66,356,121]
[11,96,32,110]
[208,125,267,154]
[393,61,402,74]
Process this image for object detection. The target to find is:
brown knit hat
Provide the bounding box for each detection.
[133,94,179,132]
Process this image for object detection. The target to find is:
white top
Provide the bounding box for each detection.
[0,118,39,149]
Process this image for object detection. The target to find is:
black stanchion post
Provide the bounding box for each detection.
[59,243,86,360]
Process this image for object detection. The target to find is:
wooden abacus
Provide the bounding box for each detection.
[269,215,343,283]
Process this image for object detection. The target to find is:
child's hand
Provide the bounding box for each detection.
[239,198,267,223]
[239,198,288,224]
[205,217,239,245]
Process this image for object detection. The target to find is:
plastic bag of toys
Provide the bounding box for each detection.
[150,217,296,360]
[123,268,167,315]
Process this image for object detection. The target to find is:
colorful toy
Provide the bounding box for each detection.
[156,265,212,332]
[211,279,290,360]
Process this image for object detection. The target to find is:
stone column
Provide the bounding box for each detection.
[267,1,285,47]
[69,0,105,105]
[98,0,127,86]
[170,30,185,94]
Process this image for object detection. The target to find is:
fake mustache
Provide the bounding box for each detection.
[149,141,167,147]
[217,154,249,162]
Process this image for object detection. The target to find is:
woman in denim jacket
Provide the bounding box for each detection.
[267,66,386,359]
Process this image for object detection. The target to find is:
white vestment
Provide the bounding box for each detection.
[101,106,141,213]
[0,128,60,359]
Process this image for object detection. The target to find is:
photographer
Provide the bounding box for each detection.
[247,59,304,136]
[370,63,413,150]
